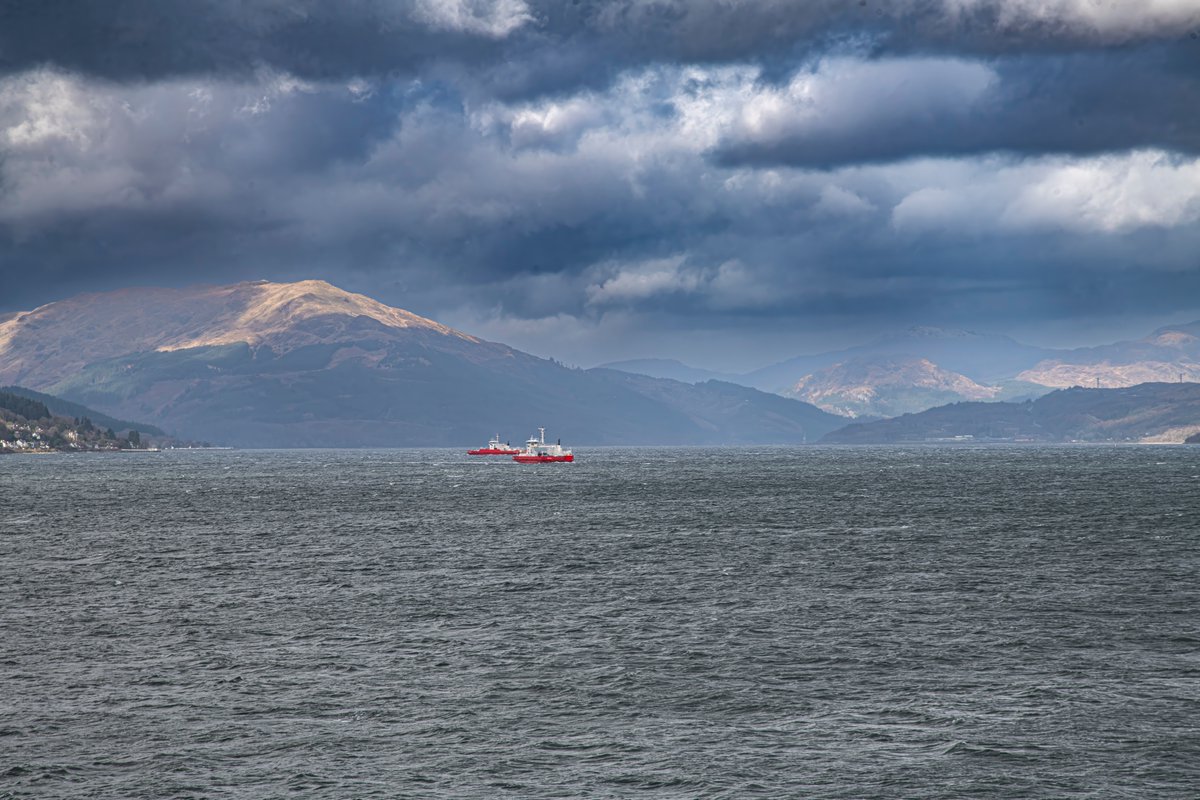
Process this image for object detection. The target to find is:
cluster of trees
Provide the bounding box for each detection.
[70,415,128,441]
[0,390,50,421]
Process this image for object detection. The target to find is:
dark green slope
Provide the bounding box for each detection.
[590,370,844,444]
[1,385,165,435]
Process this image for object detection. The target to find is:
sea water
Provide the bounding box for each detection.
[1,446,1198,798]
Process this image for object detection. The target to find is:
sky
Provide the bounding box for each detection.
[2,1,1199,370]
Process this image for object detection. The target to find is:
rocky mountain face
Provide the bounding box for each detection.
[821,383,1200,444]
[1016,322,1200,389]
[0,281,844,447]
[786,356,1002,418]
[746,327,1057,393]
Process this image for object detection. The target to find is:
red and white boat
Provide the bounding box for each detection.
[513,428,574,463]
[467,435,522,456]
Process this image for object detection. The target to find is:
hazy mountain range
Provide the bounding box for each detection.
[604,323,1200,418]
[821,383,1200,445]
[3,279,1197,447]
[0,280,843,447]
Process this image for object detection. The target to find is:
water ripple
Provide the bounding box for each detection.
[1,445,1198,798]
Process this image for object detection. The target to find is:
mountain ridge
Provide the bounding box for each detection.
[0,281,844,447]
[594,358,741,385]
[0,280,477,390]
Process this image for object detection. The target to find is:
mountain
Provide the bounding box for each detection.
[596,358,741,385]
[747,327,1057,394]
[0,280,844,447]
[0,279,472,390]
[1017,321,1200,388]
[821,383,1200,444]
[785,356,1003,418]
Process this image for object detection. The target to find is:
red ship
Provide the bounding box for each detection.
[467,435,522,456]
[513,428,574,463]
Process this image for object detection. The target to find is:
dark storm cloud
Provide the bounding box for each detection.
[4,0,1195,167]
[0,0,519,81]
[2,0,1199,366]
[3,1,1197,86]
[2,60,1198,328]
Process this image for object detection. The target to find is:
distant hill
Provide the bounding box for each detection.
[747,326,1057,393]
[597,358,742,385]
[590,371,844,443]
[821,383,1200,444]
[0,280,842,447]
[1,386,165,435]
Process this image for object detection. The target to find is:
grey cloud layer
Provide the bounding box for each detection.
[2,1,1198,364]
[4,2,1196,164]
[5,1,1198,83]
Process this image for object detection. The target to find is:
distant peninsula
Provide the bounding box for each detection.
[0,388,189,453]
[821,383,1200,444]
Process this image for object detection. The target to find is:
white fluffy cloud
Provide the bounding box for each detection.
[1005,152,1200,232]
[415,0,532,37]
[587,256,703,305]
[723,57,996,150]
[584,256,782,311]
[891,151,1200,234]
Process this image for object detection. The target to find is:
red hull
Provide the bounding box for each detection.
[468,448,521,455]
[512,454,574,463]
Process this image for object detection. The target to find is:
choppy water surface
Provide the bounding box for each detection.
[2,446,1198,798]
